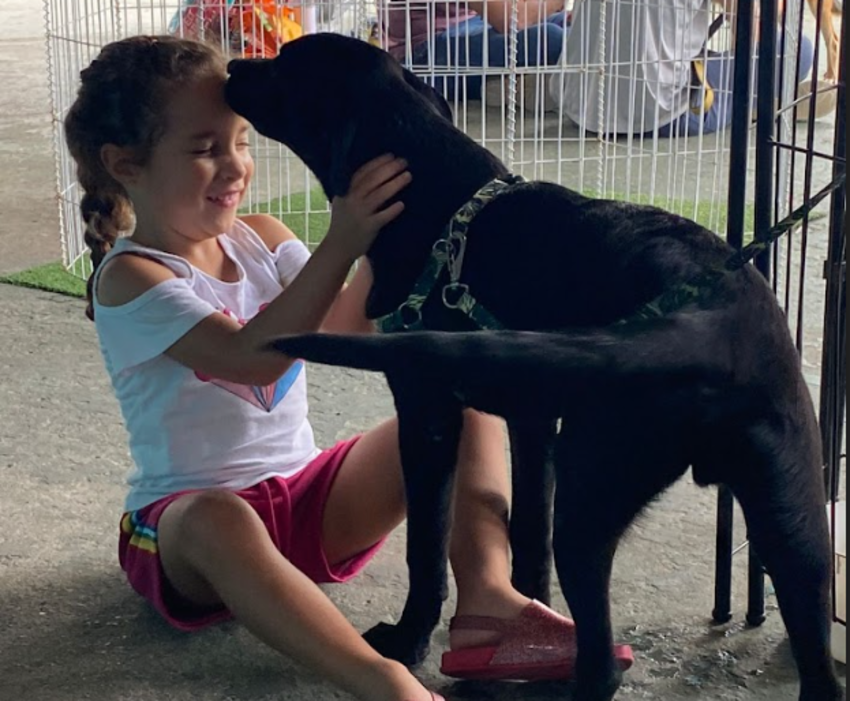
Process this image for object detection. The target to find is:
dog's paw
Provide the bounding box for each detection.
[573,671,623,701]
[573,687,619,701]
[363,622,431,668]
[799,681,846,701]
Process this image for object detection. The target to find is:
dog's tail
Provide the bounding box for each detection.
[271,316,730,392]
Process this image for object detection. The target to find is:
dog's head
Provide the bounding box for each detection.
[225,33,452,199]
[226,33,463,319]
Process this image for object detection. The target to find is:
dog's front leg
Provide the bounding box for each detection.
[363,373,463,668]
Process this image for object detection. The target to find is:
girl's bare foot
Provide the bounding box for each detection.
[450,586,532,651]
[363,659,437,701]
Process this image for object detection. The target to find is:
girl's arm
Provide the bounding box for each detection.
[244,214,376,336]
[321,259,376,335]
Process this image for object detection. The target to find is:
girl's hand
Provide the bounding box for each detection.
[325,154,412,262]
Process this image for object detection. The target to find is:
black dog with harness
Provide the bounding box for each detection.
[226,33,845,701]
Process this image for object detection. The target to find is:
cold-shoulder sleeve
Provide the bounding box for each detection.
[272,239,312,287]
[94,278,217,374]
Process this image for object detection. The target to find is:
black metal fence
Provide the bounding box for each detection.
[713,0,846,637]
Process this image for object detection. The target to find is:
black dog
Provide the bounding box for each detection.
[225,34,844,701]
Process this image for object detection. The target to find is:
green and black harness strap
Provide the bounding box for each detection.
[376,175,525,333]
[377,169,845,333]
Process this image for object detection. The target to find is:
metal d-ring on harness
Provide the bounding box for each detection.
[377,169,846,334]
[624,171,847,324]
[376,174,526,334]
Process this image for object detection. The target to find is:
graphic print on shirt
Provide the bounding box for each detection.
[194,305,303,413]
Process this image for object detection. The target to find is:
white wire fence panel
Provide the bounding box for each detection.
[387,0,744,232]
[45,0,121,275]
[46,0,374,272]
[47,0,791,275]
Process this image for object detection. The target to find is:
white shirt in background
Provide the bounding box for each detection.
[551,0,712,134]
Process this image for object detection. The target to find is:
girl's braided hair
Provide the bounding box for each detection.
[63,35,227,319]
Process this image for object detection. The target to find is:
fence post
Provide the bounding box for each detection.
[714,0,757,625]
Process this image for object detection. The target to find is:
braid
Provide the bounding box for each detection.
[80,188,133,320]
[63,35,227,320]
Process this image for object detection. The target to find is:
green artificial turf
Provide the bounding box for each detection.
[248,186,755,245]
[0,261,87,298]
[4,185,807,298]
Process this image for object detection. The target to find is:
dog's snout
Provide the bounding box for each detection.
[227,58,267,77]
[224,58,278,125]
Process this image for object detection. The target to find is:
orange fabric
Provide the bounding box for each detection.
[172,1,303,58]
[235,3,303,58]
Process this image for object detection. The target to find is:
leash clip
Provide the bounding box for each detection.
[447,232,468,284]
[432,238,452,262]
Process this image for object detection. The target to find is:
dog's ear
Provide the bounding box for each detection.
[401,67,453,122]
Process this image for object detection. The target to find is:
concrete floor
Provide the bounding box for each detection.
[0,1,845,700]
[1,283,845,701]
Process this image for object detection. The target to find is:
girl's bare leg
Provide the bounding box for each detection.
[323,412,530,653]
[157,490,433,701]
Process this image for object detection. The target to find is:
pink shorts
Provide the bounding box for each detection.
[118,437,383,632]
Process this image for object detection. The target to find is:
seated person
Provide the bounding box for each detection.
[381,0,568,100]
[550,0,817,136]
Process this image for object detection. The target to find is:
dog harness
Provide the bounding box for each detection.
[621,171,846,324]
[377,170,846,333]
[377,175,525,333]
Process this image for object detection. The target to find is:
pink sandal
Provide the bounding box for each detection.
[440,601,635,682]
[405,695,444,701]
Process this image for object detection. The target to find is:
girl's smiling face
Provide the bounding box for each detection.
[131,74,255,244]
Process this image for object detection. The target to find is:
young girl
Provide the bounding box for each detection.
[64,35,581,701]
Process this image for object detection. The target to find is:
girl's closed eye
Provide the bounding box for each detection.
[190,143,215,156]
[191,138,250,156]
[235,129,252,150]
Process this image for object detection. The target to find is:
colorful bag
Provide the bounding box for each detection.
[169,0,303,58]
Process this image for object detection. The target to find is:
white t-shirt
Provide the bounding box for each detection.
[550,0,711,134]
[93,220,320,512]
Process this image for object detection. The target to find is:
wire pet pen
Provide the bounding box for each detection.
[44,0,844,662]
[711,0,845,662]
[44,0,377,274]
[45,0,756,277]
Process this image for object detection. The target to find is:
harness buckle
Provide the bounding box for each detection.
[442,283,470,310]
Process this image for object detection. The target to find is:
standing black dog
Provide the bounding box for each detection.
[225,34,844,701]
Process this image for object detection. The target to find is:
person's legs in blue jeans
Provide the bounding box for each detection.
[412,15,566,99]
[660,51,736,137]
[793,35,816,83]
[411,17,487,99]
[659,32,816,137]
[478,19,565,99]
